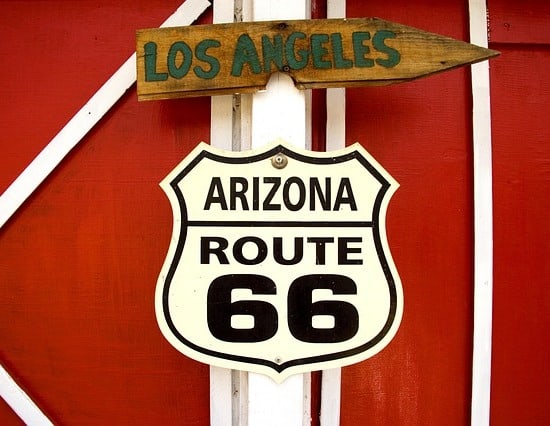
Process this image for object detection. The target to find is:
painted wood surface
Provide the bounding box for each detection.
[1,0,549,424]
[136,18,497,100]
[341,1,477,424]
[246,0,312,423]
[488,0,550,45]
[488,0,550,421]
[469,1,494,424]
[0,1,214,423]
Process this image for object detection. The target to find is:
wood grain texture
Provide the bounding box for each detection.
[136,18,498,100]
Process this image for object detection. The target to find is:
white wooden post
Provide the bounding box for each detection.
[468,0,494,425]
[210,0,255,424]
[246,1,312,425]
[320,2,346,426]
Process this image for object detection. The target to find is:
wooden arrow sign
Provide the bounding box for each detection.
[136,18,499,100]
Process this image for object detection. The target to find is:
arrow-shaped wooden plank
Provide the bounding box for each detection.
[136,17,499,100]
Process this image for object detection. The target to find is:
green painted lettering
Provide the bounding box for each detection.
[168,41,193,79]
[352,32,374,68]
[144,42,168,82]
[285,32,309,70]
[330,33,353,69]
[311,34,331,69]
[373,30,401,68]
[262,34,284,72]
[194,39,221,79]
[232,34,262,77]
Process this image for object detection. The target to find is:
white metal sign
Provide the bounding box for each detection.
[156,140,403,381]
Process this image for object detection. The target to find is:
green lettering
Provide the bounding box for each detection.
[285,32,309,70]
[262,34,284,72]
[352,32,374,68]
[330,33,353,69]
[311,34,331,69]
[144,42,168,82]
[232,34,262,77]
[373,30,401,68]
[194,39,221,79]
[167,41,193,79]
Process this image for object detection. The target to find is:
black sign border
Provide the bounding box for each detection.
[161,143,398,373]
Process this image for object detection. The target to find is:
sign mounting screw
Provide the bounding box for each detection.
[271,153,288,169]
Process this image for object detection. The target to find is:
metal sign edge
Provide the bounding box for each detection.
[155,140,404,382]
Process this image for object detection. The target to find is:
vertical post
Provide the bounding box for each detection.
[469,0,494,425]
[209,3,242,426]
[210,1,310,425]
[246,1,312,425]
[320,0,346,424]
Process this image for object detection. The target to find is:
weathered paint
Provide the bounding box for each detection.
[136,18,497,99]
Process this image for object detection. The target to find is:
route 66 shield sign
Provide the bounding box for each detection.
[156,140,403,382]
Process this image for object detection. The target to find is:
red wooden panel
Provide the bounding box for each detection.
[488,0,550,45]
[0,1,213,424]
[0,398,24,426]
[341,1,474,424]
[489,44,550,425]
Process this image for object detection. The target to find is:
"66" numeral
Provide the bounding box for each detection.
[207,274,359,343]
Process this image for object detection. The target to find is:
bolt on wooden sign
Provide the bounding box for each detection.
[156,141,403,381]
[136,17,498,100]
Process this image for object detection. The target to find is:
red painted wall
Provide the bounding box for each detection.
[488,0,550,423]
[0,0,548,424]
[0,1,213,424]
[342,1,474,424]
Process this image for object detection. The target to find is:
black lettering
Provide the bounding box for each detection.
[252,177,260,210]
[334,178,357,210]
[233,236,268,265]
[310,177,331,210]
[263,177,281,210]
[306,237,335,265]
[230,177,249,210]
[204,177,228,210]
[338,237,363,265]
[273,237,304,265]
[283,177,306,211]
[201,236,229,264]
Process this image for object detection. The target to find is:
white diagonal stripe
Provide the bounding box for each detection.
[0,0,211,229]
[0,1,211,423]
